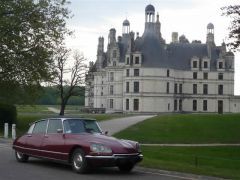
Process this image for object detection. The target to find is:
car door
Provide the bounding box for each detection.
[25,120,48,157]
[41,119,67,160]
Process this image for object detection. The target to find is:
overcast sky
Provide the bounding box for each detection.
[65,0,240,95]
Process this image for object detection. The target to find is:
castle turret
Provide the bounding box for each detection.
[143,4,156,37]
[96,37,104,69]
[155,13,162,39]
[122,19,130,35]
[206,23,215,45]
[206,23,215,59]
[108,28,116,45]
[172,32,178,43]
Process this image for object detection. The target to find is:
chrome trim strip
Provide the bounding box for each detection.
[13,145,68,156]
[85,153,143,159]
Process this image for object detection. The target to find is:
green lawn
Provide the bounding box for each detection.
[17,105,54,114]
[115,114,240,144]
[114,114,240,179]
[141,146,240,179]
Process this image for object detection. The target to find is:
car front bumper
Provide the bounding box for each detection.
[85,153,143,166]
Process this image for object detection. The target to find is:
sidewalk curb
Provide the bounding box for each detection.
[136,166,225,180]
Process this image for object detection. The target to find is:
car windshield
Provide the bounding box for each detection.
[63,119,101,134]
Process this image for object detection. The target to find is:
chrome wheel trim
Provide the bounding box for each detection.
[16,151,23,159]
[73,153,83,170]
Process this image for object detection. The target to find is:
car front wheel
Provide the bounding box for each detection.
[15,151,29,162]
[118,163,134,173]
[71,148,88,173]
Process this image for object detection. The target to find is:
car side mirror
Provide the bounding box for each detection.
[57,129,63,134]
[104,131,108,135]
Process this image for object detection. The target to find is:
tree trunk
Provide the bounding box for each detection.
[59,103,66,116]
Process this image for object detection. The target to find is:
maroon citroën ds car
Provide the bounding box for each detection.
[13,118,143,173]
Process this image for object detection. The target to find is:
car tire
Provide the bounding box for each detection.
[71,148,88,173]
[15,151,29,162]
[118,163,134,173]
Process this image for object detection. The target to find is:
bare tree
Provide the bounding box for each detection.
[222,5,240,51]
[53,47,86,115]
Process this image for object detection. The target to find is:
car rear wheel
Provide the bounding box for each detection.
[71,148,88,173]
[118,163,134,173]
[15,151,29,162]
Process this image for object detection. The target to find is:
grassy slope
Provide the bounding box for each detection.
[114,114,240,179]
[142,146,240,179]
[115,114,240,143]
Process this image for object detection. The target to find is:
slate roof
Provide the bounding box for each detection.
[133,33,221,70]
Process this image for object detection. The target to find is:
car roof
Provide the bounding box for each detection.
[31,117,96,125]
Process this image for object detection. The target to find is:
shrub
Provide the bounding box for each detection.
[0,104,17,128]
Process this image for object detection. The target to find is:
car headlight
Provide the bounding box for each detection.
[136,143,141,152]
[90,143,112,153]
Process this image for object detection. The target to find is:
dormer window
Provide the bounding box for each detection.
[219,62,223,69]
[126,57,130,65]
[203,61,208,68]
[135,56,140,64]
[193,61,198,68]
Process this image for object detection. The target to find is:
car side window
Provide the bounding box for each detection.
[32,120,48,134]
[27,124,35,134]
[47,119,63,134]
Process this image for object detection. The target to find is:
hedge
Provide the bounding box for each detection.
[0,103,17,128]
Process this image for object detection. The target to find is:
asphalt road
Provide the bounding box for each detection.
[0,144,198,180]
[98,115,155,135]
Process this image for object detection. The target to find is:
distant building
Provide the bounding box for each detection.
[85,4,240,113]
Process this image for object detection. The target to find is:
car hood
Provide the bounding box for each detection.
[66,133,138,154]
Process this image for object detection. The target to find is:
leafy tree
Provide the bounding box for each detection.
[52,47,86,115]
[0,0,72,104]
[222,5,240,50]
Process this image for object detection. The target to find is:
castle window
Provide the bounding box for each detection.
[218,73,223,80]
[203,61,208,68]
[193,61,198,68]
[203,100,208,111]
[134,81,139,93]
[193,100,197,111]
[193,72,197,79]
[113,61,116,66]
[126,82,129,93]
[110,99,114,109]
[133,99,139,111]
[134,69,139,76]
[135,56,140,64]
[174,83,178,94]
[203,84,208,95]
[126,57,130,65]
[219,62,223,69]
[174,99,178,111]
[126,69,130,77]
[110,85,114,95]
[179,84,182,94]
[110,72,114,81]
[193,84,197,94]
[126,99,129,110]
[179,99,182,111]
[203,72,208,80]
[218,85,223,95]
[166,82,169,94]
[101,92,103,96]
[113,50,117,58]
[167,69,170,77]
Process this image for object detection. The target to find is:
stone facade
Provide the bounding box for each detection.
[85,4,240,113]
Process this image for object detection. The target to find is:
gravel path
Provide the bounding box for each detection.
[98,115,155,135]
